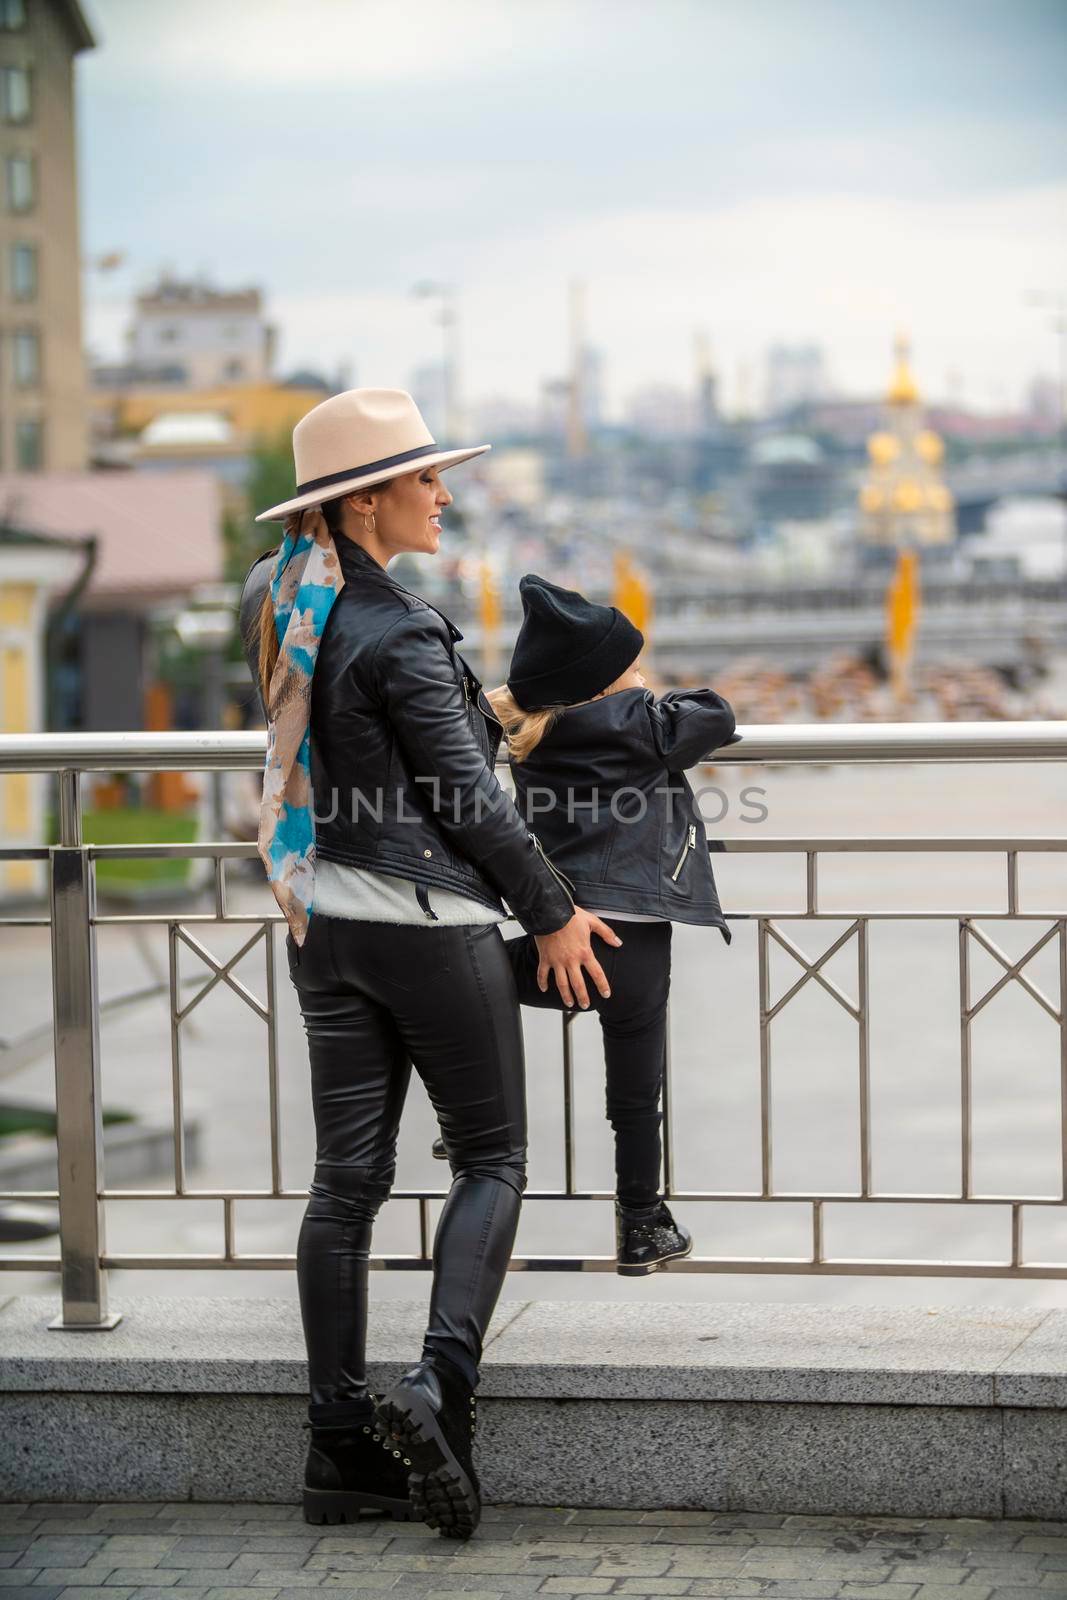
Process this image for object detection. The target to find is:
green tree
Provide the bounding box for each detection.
[223,430,294,584]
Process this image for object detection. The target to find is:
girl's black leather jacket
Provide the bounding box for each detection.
[509,686,739,941]
[237,534,575,935]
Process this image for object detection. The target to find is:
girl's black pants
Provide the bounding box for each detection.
[505,917,673,1210]
[286,913,526,1407]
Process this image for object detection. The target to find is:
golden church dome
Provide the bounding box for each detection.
[926,484,953,512]
[916,429,944,464]
[867,431,899,465]
[892,480,924,513]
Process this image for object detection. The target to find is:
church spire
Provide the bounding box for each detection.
[887,329,919,407]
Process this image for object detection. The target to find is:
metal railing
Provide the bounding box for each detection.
[1,722,1065,1328]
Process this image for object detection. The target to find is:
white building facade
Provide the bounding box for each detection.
[127,278,276,389]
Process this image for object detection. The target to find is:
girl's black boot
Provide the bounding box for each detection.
[615,1199,693,1276]
[302,1396,416,1525]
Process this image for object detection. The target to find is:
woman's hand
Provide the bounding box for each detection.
[534,908,623,1009]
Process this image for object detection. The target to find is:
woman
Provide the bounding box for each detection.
[239,388,620,1540]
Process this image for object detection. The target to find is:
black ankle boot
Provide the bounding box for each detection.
[431,1136,448,1161]
[616,1199,693,1276]
[302,1396,416,1525]
[373,1354,480,1540]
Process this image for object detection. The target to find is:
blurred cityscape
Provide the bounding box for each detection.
[1,0,1066,902]
[0,0,1066,1308]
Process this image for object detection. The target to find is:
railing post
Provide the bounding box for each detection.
[47,770,121,1329]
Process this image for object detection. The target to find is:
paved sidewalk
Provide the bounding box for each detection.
[0,1502,1064,1600]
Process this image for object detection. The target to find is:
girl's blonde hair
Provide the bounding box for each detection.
[485,685,564,763]
[487,656,642,762]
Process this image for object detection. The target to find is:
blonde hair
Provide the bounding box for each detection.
[487,655,642,762]
[485,685,564,763]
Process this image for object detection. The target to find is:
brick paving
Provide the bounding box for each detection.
[0,1504,1064,1600]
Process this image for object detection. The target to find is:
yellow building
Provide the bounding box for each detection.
[103,380,327,444]
[0,527,86,898]
[859,334,955,548]
[88,380,329,512]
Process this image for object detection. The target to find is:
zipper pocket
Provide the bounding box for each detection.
[670,824,698,882]
[530,832,576,908]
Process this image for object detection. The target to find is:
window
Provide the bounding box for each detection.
[0,0,27,31]
[10,241,36,300]
[0,65,31,123]
[13,326,39,386]
[6,153,33,212]
[15,416,42,468]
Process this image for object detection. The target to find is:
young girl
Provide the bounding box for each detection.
[436,572,738,1275]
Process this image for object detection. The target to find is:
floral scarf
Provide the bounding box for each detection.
[257,506,345,946]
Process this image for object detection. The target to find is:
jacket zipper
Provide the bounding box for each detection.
[477,685,502,725]
[670,824,698,882]
[416,882,439,922]
[530,832,576,910]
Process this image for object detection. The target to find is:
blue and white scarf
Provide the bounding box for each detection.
[257,507,345,945]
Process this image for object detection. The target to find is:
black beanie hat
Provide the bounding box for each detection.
[506,573,645,711]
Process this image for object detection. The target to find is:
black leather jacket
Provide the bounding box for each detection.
[237,534,575,935]
[509,687,739,940]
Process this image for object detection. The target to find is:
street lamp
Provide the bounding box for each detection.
[412,280,461,440]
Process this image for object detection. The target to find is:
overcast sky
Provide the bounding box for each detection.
[77,0,1067,421]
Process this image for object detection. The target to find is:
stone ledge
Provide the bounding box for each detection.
[3,1295,1066,1517]
[1,1295,1065,1408]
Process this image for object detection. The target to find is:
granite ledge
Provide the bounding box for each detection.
[2,1295,1066,1409]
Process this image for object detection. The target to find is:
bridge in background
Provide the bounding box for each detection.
[455,576,1067,675]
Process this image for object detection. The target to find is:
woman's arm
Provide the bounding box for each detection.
[372,608,580,936]
[373,609,621,1006]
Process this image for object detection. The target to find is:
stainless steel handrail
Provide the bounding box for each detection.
[2,721,1067,770]
[1,723,1065,1327]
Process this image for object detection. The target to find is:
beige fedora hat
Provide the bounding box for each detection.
[254,387,490,523]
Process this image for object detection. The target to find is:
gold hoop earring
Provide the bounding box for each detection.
[363,513,376,537]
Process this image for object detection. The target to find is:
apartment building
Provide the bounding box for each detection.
[126,278,277,389]
[0,0,94,472]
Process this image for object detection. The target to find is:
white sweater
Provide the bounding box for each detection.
[313,858,505,926]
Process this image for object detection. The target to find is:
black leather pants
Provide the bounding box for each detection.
[506,919,673,1209]
[286,914,526,1406]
